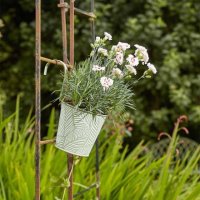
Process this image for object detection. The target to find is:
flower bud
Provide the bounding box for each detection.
[125,75,132,80]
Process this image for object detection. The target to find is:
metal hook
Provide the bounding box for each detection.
[56,60,68,74]
[43,60,68,75]
[44,62,50,75]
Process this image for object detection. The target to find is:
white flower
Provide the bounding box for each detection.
[111,45,117,51]
[93,37,101,48]
[117,42,130,51]
[126,54,139,67]
[134,44,147,52]
[126,65,137,75]
[114,52,124,65]
[92,65,105,72]
[112,68,123,78]
[134,44,149,64]
[141,51,149,64]
[147,63,157,74]
[95,36,101,42]
[100,76,114,91]
[98,48,108,56]
[104,32,112,40]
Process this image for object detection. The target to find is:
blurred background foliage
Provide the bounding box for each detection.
[0,0,200,145]
[1,100,200,199]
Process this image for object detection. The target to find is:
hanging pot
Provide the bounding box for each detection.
[55,102,107,157]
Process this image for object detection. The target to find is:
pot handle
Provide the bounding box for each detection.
[44,59,68,75]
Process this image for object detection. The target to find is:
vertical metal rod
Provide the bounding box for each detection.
[68,1,75,200]
[35,0,41,199]
[60,0,68,64]
[90,0,100,199]
[91,0,95,42]
[70,0,75,65]
[59,1,73,199]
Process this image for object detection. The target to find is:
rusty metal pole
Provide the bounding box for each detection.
[68,1,75,200]
[59,1,74,200]
[70,0,74,65]
[58,1,74,199]
[58,0,73,199]
[90,0,95,42]
[59,0,68,64]
[35,0,41,199]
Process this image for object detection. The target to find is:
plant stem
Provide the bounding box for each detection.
[62,188,66,200]
[61,161,74,200]
[133,74,145,84]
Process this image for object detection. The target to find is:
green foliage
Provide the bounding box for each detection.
[0,101,200,200]
[61,60,134,115]
[0,0,200,141]
[60,35,156,115]
[108,0,200,142]
[60,37,155,115]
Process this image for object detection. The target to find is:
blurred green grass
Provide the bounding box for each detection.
[0,97,200,199]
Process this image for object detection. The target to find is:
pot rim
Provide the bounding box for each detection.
[61,101,107,118]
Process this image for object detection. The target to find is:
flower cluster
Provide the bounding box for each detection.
[91,32,157,91]
[92,65,105,72]
[60,32,157,115]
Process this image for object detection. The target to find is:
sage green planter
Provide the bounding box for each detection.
[55,103,106,157]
